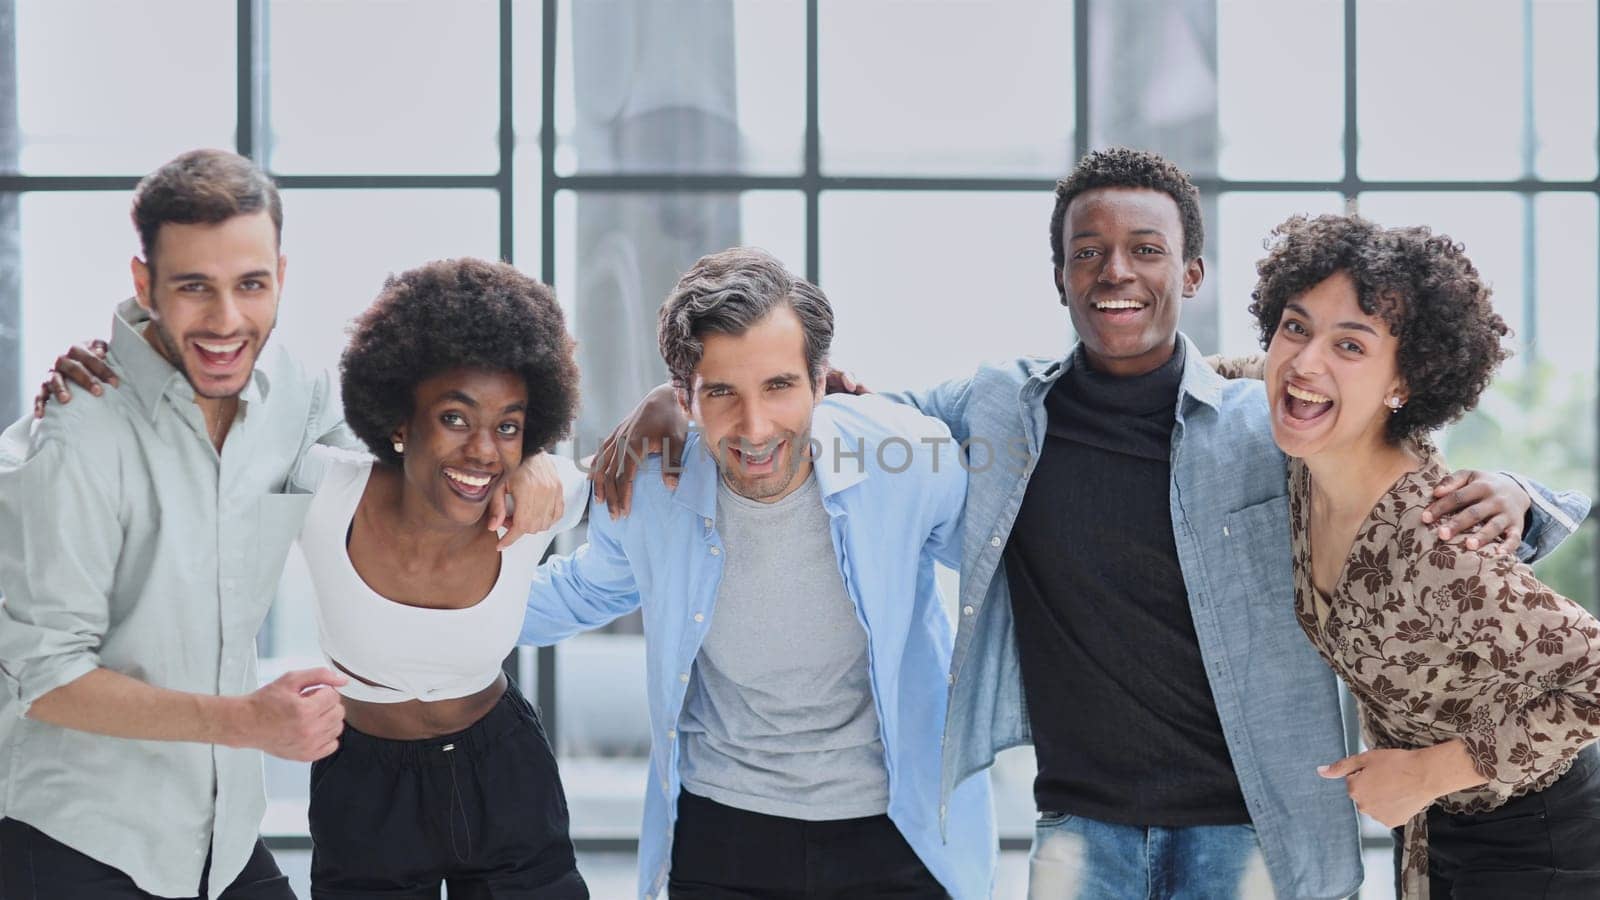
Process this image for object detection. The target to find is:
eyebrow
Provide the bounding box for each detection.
[698,372,803,393]
[165,269,273,283]
[1070,228,1168,241]
[1285,302,1381,336]
[437,391,527,412]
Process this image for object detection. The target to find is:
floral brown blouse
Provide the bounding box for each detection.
[1289,448,1600,899]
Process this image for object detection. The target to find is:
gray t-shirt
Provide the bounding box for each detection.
[676,473,891,820]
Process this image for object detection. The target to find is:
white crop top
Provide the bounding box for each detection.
[296,445,589,703]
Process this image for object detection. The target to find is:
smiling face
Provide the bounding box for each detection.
[1265,270,1407,461]
[1056,187,1204,377]
[132,210,285,399]
[680,306,824,503]
[393,367,529,525]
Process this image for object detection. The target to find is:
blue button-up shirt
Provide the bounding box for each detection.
[521,394,996,900]
[886,335,1588,900]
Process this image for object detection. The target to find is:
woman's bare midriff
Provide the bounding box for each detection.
[340,671,510,740]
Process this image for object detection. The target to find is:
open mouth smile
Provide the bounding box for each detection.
[1281,381,1335,425]
[442,466,498,501]
[192,338,248,373]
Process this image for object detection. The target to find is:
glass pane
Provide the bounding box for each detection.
[512,0,545,275]
[554,189,804,451]
[14,1,234,174]
[16,193,141,411]
[554,0,804,175]
[820,192,1067,391]
[1217,0,1343,180]
[1533,0,1598,180]
[1216,192,1346,357]
[267,0,499,174]
[1086,0,1216,179]
[1358,0,1523,180]
[273,189,502,375]
[819,0,1073,176]
[1360,191,1596,612]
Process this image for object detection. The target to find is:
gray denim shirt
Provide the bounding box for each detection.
[886,334,1590,900]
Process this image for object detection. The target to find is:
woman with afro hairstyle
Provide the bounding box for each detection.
[295,257,589,898]
[1251,214,1600,898]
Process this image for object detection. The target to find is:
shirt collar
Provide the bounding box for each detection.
[671,402,864,521]
[109,297,270,424]
[1025,332,1224,411]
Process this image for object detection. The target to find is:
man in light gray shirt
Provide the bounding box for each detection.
[0,150,564,899]
[677,472,890,821]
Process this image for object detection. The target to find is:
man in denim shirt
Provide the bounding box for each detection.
[883,149,1588,899]
[592,150,1587,899]
[523,249,995,899]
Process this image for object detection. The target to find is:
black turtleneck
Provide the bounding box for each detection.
[1004,340,1250,826]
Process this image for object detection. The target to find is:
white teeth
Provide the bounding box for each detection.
[444,469,491,488]
[740,447,776,463]
[1094,299,1145,310]
[196,340,244,354]
[1287,384,1332,404]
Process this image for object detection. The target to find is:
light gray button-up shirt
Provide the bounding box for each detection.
[0,298,348,898]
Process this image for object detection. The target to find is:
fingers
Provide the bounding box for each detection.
[72,343,119,385]
[1464,512,1518,555]
[1423,471,1479,524]
[589,434,618,503]
[282,666,348,693]
[307,738,341,761]
[1317,753,1366,779]
[55,358,106,395]
[485,486,508,534]
[1427,484,1493,537]
[48,370,70,405]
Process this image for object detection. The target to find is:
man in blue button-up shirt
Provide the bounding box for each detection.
[521,248,995,899]
[885,149,1588,899]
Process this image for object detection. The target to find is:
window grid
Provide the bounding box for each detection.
[2,0,1596,877]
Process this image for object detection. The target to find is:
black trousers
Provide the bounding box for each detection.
[667,789,947,899]
[1393,743,1600,898]
[0,818,291,900]
[309,686,587,899]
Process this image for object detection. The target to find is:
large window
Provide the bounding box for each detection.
[4,2,1597,896]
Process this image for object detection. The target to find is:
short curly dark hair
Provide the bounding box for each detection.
[1049,147,1204,268]
[341,258,580,466]
[1248,214,1509,444]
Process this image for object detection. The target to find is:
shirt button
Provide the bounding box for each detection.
[946,673,955,685]
[939,805,947,818]
[679,673,690,683]
[989,536,1002,548]
[1223,526,1231,537]
[703,517,713,528]
[709,546,721,556]
[667,730,677,740]
[693,613,705,623]
[962,605,974,616]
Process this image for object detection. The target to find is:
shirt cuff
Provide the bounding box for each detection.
[3,651,101,716]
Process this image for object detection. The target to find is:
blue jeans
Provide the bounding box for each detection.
[1027,813,1272,900]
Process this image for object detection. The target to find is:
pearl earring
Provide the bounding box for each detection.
[1385,396,1404,413]
[393,440,405,454]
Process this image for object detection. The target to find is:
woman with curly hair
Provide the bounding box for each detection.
[1250,214,1600,898]
[297,258,589,898]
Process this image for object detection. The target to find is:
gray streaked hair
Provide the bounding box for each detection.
[657,247,833,390]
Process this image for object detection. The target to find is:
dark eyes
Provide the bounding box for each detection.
[442,412,522,436]
[1282,320,1307,335]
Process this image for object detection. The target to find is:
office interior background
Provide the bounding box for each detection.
[2,0,1597,897]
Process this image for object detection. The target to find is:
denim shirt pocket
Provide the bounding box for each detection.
[1221,494,1294,607]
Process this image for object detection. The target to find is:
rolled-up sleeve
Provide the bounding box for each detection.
[0,422,121,712]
